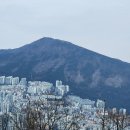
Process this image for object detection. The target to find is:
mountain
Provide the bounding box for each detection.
[0,37,130,110]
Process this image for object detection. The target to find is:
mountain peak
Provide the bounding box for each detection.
[32,37,69,44]
[36,37,57,42]
[22,37,74,49]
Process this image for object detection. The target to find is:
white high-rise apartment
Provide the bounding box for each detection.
[0,76,5,85]
[20,78,27,86]
[12,77,19,85]
[5,76,13,85]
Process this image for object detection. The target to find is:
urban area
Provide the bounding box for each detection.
[0,76,129,130]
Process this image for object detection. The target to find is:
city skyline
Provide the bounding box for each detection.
[0,0,130,63]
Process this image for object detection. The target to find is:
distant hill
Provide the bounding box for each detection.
[0,37,130,110]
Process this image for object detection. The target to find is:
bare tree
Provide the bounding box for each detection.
[108,109,130,130]
[0,113,9,130]
[9,97,66,130]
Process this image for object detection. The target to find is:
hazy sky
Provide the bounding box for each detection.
[0,0,130,62]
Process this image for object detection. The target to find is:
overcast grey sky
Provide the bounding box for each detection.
[0,0,130,62]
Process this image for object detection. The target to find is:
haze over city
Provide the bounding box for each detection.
[0,0,130,62]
